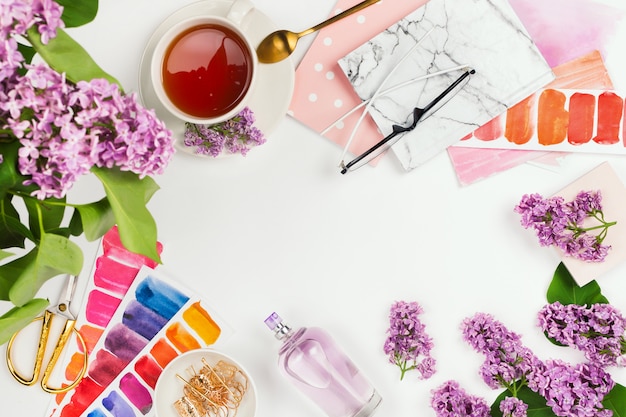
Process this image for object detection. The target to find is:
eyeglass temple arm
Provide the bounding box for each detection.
[418,69,475,119]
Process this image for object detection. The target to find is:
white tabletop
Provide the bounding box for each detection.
[3,0,626,416]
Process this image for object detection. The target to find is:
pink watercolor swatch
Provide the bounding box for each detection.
[507,0,626,68]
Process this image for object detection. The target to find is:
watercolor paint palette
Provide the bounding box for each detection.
[455,88,626,154]
[51,266,231,417]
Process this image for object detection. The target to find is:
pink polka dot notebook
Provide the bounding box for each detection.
[288,0,427,166]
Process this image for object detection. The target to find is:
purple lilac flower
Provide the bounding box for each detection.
[529,359,614,417]
[0,0,64,41]
[514,190,615,262]
[3,64,173,199]
[462,313,541,390]
[383,300,436,380]
[499,397,528,417]
[183,107,266,157]
[431,380,491,417]
[538,301,626,367]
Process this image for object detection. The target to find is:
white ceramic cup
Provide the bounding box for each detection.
[151,0,258,125]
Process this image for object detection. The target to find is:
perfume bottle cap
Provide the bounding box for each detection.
[264,312,292,340]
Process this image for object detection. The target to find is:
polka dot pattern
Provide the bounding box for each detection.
[289,0,426,156]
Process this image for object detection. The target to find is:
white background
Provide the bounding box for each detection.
[3,0,626,416]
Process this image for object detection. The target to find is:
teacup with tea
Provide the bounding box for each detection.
[151,0,258,125]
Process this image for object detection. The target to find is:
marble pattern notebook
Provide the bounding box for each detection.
[337,0,555,171]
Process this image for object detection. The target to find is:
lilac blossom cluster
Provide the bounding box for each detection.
[183,107,266,157]
[461,312,541,391]
[538,301,626,367]
[1,0,64,86]
[431,313,616,417]
[514,191,615,262]
[0,0,174,199]
[383,300,436,380]
[499,397,528,417]
[430,380,491,417]
[533,359,614,417]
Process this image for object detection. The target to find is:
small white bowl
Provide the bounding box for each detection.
[154,349,257,417]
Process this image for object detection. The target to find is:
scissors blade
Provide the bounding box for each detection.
[51,275,78,320]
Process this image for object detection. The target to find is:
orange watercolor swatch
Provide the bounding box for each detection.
[567,93,596,145]
[150,338,178,368]
[505,95,536,144]
[538,89,569,145]
[166,322,201,352]
[593,91,623,145]
[78,324,105,354]
[182,301,221,345]
[65,352,87,381]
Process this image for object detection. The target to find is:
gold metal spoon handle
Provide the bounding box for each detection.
[299,0,381,37]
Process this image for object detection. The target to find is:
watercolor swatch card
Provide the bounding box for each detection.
[337,0,555,171]
[447,50,614,186]
[552,163,626,286]
[50,266,231,417]
[454,87,626,154]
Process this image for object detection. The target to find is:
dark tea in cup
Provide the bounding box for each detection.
[161,23,254,119]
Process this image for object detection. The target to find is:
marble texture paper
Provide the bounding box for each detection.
[337,0,555,171]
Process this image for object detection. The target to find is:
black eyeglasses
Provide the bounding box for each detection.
[339,68,475,174]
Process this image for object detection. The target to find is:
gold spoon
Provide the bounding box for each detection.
[256,0,381,64]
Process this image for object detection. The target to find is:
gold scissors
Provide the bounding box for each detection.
[6,274,88,394]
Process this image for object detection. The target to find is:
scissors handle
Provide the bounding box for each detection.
[6,311,88,394]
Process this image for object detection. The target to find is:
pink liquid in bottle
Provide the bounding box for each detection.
[265,312,382,417]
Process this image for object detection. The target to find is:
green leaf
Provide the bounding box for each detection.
[603,383,626,416]
[0,298,49,346]
[91,167,161,263]
[2,233,83,306]
[57,0,98,28]
[0,140,29,196]
[0,195,31,249]
[0,249,14,262]
[23,196,67,241]
[547,262,609,306]
[26,26,120,86]
[491,385,551,417]
[17,42,37,69]
[72,197,115,241]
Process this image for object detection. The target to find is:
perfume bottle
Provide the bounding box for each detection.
[264,312,382,417]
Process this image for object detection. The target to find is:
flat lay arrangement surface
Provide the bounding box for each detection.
[3,1,626,417]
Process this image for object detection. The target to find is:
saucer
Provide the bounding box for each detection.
[138,0,295,156]
[154,348,257,417]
